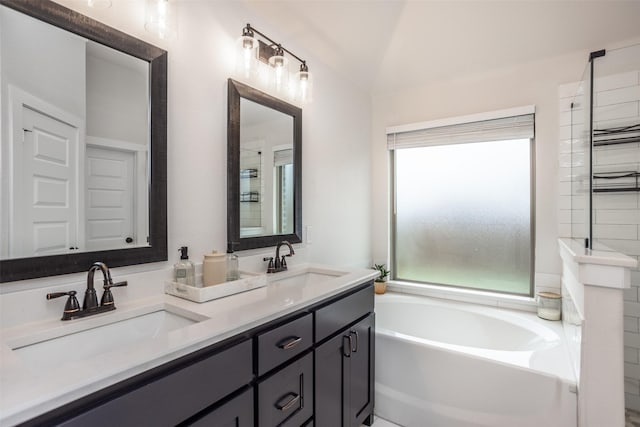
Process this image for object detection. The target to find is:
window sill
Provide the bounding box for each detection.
[386,281,537,313]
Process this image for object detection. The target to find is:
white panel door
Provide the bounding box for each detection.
[15,107,80,257]
[85,146,135,251]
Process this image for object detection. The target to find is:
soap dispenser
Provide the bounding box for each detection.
[226,244,239,282]
[175,246,196,287]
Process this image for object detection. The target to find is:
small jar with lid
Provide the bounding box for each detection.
[536,292,562,321]
[203,251,227,286]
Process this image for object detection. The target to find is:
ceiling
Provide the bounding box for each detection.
[240,0,640,95]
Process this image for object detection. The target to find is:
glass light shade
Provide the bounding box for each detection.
[295,70,313,103]
[236,35,259,79]
[145,0,177,40]
[268,55,289,94]
[87,0,112,8]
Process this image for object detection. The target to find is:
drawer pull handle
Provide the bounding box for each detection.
[277,336,303,350]
[343,335,352,357]
[350,330,359,353]
[275,392,300,412]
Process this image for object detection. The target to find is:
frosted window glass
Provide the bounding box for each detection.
[394,139,532,295]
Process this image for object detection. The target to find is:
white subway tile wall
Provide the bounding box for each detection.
[559,70,640,410]
[239,150,263,228]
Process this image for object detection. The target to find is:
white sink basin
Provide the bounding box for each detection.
[10,306,207,369]
[268,267,348,287]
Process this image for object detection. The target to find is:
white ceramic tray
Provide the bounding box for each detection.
[164,272,266,303]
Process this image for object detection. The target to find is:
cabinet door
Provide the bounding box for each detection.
[189,388,253,427]
[315,314,375,427]
[346,313,375,427]
[315,331,346,427]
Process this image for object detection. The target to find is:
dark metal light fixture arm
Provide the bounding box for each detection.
[244,24,307,66]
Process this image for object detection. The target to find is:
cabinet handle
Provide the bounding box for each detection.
[275,392,300,412]
[343,334,352,358]
[277,336,303,350]
[350,330,359,353]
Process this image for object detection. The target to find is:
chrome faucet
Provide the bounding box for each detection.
[263,241,295,273]
[47,262,127,320]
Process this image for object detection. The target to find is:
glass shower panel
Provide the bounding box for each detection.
[590,43,640,249]
[570,62,591,243]
[394,139,531,295]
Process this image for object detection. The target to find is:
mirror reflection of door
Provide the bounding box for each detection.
[0,5,150,260]
[13,106,81,258]
[85,146,135,251]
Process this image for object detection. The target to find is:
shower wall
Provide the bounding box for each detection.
[558,43,640,410]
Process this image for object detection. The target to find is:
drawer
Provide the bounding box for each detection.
[258,313,312,375]
[189,388,253,427]
[258,352,313,427]
[315,284,373,342]
[59,339,253,427]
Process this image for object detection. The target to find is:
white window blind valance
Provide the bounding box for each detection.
[387,111,535,150]
[274,148,293,166]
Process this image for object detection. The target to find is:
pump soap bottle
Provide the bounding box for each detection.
[226,245,239,282]
[175,246,196,287]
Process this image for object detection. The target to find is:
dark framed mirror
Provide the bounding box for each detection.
[227,79,302,251]
[0,0,167,282]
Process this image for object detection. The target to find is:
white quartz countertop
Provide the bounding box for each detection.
[0,263,377,426]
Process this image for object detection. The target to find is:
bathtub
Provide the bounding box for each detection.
[375,293,577,427]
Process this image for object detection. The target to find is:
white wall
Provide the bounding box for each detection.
[0,6,86,118]
[86,51,148,144]
[0,1,372,293]
[370,48,604,289]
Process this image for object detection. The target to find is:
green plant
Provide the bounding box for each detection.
[372,263,390,282]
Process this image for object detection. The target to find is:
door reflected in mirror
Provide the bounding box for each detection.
[1,4,150,260]
[0,0,167,283]
[239,98,294,238]
[227,79,302,251]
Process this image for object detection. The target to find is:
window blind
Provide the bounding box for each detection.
[273,148,293,166]
[387,112,535,150]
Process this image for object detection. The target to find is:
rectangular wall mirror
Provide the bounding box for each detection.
[0,0,167,282]
[227,79,302,250]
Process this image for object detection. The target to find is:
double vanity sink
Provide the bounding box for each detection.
[0,264,377,426]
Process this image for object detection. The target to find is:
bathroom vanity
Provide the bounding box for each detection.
[0,264,377,427]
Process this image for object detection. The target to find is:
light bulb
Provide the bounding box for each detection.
[236,35,258,79]
[268,50,289,94]
[295,66,312,103]
[88,0,112,8]
[145,0,177,40]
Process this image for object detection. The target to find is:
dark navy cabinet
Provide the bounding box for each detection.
[315,286,375,427]
[189,388,253,427]
[20,282,374,427]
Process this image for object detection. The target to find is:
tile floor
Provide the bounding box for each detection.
[367,417,401,427]
[628,408,640,427]
[372,411,640,427]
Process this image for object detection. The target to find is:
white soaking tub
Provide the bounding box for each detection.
[375,293,577,427]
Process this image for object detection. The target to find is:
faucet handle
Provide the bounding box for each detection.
[105,281,128,289]
[263,257,275,273]
[100,281,127,306]
[280,256,288,270]
[47,291,80,319]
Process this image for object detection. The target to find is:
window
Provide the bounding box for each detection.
[389,108,535,296]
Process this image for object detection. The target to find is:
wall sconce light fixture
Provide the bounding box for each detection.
[236,23,313,103]
[145,0,177,40]
[87,0,112,8]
